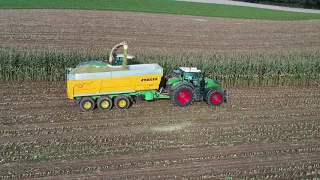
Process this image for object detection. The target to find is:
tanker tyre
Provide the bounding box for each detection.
[114,95,130,110]
[79,97,95,111]
[97,96,113,110]
[171,85,195,107]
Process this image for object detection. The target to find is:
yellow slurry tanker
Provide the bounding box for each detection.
[66,42,228,111]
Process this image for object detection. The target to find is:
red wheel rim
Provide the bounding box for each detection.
[211,93,222,105]
[177,90,191,104]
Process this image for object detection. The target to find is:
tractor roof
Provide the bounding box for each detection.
[179,67,201,73]
[116,54,135,59]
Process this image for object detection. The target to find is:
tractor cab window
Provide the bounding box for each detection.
[184,72,199,80]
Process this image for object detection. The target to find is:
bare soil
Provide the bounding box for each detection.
[0,82,319,179]
[0,9,320,53]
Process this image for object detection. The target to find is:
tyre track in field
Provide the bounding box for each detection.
[2,142,319,179]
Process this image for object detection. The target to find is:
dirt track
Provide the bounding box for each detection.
[0,9,320,53]
[177,0,320,13]
[0,82,319,179]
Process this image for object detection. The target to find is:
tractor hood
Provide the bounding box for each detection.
[205,78,222,89]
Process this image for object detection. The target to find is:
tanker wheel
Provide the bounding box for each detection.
[79,97,95,111]
[114,95,130,110]
[97,96,113,110]
[171,85,194,107]
[205,89,223,106]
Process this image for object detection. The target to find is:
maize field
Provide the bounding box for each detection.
[1,47,319,86]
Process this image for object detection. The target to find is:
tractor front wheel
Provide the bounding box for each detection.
[205,89,223,106]
[171,85,194,107]
[79,97,95,111]
[114,95,131,110]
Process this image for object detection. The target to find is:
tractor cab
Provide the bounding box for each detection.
[173,67,202,85]
[110,53,135,66]
[180,67,201,81]
[104,41,135,66]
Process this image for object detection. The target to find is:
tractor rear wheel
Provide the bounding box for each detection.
[97,96,113,110]
[171,85,194,107]
[79,97,95,111]
[205,89,223,106]
[114,95,130,110]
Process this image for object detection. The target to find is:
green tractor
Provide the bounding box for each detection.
[161,67,228,107]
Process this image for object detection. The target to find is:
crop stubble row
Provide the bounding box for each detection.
[0,82,320,179]
[0,108,319,140]
[1,143,320,179]
[1,121,319,166]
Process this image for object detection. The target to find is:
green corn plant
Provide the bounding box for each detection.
[0,46,319,86]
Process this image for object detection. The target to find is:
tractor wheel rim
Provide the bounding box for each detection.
[84,102,92,109]
[119,100,127,108]
[177,90,191,104]
[101,101,109,108]
[211,93,222,105]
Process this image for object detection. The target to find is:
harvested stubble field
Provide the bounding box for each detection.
[0,82,320,179]
[1,8,320,179]
[0,9,320,53]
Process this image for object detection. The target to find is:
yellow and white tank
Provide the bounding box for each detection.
[66,64,163,100]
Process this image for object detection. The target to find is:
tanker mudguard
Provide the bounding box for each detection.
[171,81,194,91]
